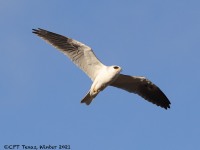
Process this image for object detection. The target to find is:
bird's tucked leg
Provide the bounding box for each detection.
[93,88,100,94]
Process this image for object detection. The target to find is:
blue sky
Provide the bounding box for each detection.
[1,0,200,149]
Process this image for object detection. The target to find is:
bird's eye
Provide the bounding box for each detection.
[113,66,119,69]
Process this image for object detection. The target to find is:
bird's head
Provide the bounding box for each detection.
[111,65,122,73]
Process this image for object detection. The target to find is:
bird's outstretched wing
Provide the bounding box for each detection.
[110,74,171,109]
[32,28,105,81]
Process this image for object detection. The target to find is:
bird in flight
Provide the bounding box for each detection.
[32,28,171,109]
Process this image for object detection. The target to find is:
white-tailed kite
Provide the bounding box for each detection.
[32,28,171,109]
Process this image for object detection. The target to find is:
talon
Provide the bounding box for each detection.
[93,89,100,93]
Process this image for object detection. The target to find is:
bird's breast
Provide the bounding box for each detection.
[91,68,120,93]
